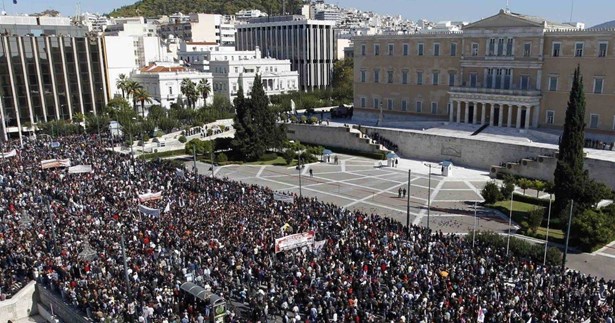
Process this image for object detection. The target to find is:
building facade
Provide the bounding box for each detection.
[158,13,236,46]
[129,62,213,109]
[235,16,336,90]
[0,35,108,142]
[354,10,615,134]
[209,47,299,101]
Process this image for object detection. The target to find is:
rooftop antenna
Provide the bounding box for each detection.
[505,0,509,12]
[569,0,574,22]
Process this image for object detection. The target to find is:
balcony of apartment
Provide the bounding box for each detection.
[449,84,541,97]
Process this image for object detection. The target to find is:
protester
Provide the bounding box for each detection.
[0,134,613,322]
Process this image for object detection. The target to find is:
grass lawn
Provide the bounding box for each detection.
[534,226,565,240]
[493,200,543,212]
[244,156,293,166]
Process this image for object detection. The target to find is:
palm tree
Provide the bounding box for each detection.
[116,74,128,98]
[124,80,143,111]
[196,78,211,107]
[133,87,152,118]
[180,78,198,109]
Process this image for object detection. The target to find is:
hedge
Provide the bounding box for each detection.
[298,144,386,160]
[471,231,562,266]
[512,193,551,207]
[138,149,186,160]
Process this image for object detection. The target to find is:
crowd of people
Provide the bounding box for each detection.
[0,135,614,322]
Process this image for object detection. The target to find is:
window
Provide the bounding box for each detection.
[361,97,366,108]
[594,78,604,94]
[387,99,393,110]
[599,42,608,57]
[401,100,407,111]
[488,39,495,56]
[590,114,599,129]
[169,87,173,95]
[472,43,479,56]
[374,69,380,83]
[433,43,440,56]
[387,70,394,83]
[450,43,457,56]
[469,73,477,88]
[417,71,423,85]
[520,75,530,90]
[524,42,531,57]
[448,71,455,86]
[416,101,422,113]
[388,43,394,56]
[361,44,366,56]
[373,98,380,109]
[403,43,409,56]
[552,42,561,57]
[431,102,438,114]
[360,70,366,83]
[549,76,558,91]
[402,70,409,84]
[613,115,615,130]
[418,43,424,56]
[374,44,380,56]
[432,71,439,85]
[575,42,584,57]
[546,110,555,125]
[506,38,513,56]
[497,38,505,56]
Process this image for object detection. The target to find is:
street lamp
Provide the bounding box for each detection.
[423,163,434,229]
[506,190,514,256]
[118,223,132,300]
[562,200,574,270]
[543,194,553,266]
[405,168,411,237]
[296,153,303,198]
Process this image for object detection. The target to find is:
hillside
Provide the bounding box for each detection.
[109,0,306,18]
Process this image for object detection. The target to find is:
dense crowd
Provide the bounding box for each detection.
[0,135,614,323]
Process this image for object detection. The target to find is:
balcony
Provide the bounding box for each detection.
[449,86,541,97]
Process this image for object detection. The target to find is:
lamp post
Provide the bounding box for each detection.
[90,110,101,144]
[423,163,433,229]
[543,194,553,266]
[506,190,514,256]
[406,169,411,237]
[472,199,478,249]
[119,226,132,300]
[297,154,303,198]
[47,196,57,256]
[562,200,574,271]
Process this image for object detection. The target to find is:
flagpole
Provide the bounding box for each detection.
[506,190,513,256]
[543,194,552,266]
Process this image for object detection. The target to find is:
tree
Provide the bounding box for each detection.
[481,181,503,205]
[528,208,544,234]
[133,87,152,118]
[116,74,128,99]
[571,208,615,251]
[500,175,515,198]
[197,79,211,106]
[518,178,532,195]
[148,105,167,124]
[533,180,546,198]
[331,58,353,103]
[124,80,143,110]
[232,86,259,161]
[180,78,198,109]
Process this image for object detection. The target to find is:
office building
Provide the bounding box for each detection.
[159,13,236,46]
[354,9,615,134]
[235,15,337,90]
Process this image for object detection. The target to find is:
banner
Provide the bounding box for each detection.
[68,165,93,174]
[313,240,327,254]
[275,231,315,253]
[0,149,17,158]
[175,168,185,178]
[138,191,162,202]
[139,204,161,217]
[41,158,71,169]
[163,202,171,213]
[273,192,294,204]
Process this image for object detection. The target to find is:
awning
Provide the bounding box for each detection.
[322,149,333,156]
[180,282,223,305]
[386,152,398,159]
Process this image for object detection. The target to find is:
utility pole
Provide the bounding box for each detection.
[298,156,303,197]
[120,231,132,300]
[506,190,514,256]
[210,150,215,178]
[192,145,197,175]
[562,200,574,270]
[472,200,477,248]
[423,163,433,229]
[405,169,411,237]
[543,195,553,266]
[47,197,57,255]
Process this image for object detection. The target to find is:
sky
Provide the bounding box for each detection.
[4,0,614,28]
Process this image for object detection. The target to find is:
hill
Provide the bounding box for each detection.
[109,0,306,18]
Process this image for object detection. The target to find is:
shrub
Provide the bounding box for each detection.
[259,152,278,161]
[290,115,298,123]
[512,193,550,207]
[309,116,319,124]
[155,130,165,137]
[528,208,544,233]
[216,152,228,163]
[143,134,150,142]
[283,149,295,165]
[472,231,562,266]
[178,135,187,143]
[299,152,318,164]
[300,115,308,123]
[207,129,213,136]
[482,181,503,204]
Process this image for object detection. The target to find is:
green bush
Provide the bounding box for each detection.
[472,231,562,266]
[178,135,187,143]
[259,152,278,161]
[155,130,165,137]
[300,115,308,123]
[572,208,615,252]
[299,152,318,164]
[283,149,295,165]
[214,137,233,150]
[290,115,298,123]
[216,152,228,163]
[309,116,319,124]
[528,208,544,233]
[207,129,213,136]
[143,134,150,142]
[482,181,503,204]
[513,193,550,207]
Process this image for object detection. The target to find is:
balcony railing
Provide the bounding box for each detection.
[449,86,541,97]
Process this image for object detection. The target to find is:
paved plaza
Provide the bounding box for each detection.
[189,153,615,280]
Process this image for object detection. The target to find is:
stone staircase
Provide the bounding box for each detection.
[347,126,390,153]
[490,153,558,181]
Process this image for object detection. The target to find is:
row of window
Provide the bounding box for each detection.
[545,110,614,130]
[548,76,606,93]
[359,96,442,114]
[361,40,610,58]
[360,69,454,86]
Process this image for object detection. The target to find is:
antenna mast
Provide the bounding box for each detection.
[569,0,574,22]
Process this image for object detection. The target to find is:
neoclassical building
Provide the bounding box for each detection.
[354,10,615,133]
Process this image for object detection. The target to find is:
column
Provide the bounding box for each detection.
[481,102,486,125]
[449,99,454,122]
[507,104,513,127]
[516,105,523,129]
[525,106,532,129]
[498,104,504,127]
[455,101,460,123]
[474,103,480,124]
[489,103,494,126]
[464,101,470,124]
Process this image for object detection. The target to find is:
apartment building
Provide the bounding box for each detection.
[158,13,236,46]
[354,9,615,134]
[235,15,336,90]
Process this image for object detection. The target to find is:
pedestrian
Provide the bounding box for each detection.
[395,159,399,168]
[398,187,402,198]
[402,188,407,198]
[309,169,313,177]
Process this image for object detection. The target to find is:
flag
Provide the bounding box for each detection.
[138,191,162,202]
[68,165,93,174]
[138,204,161,217]
[313,240,326,254]
[163,202,170,213]
[477,307,486,322]
[41,158,71,169]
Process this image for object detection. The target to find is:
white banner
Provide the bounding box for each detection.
[273,192,294,203]
[313,240,327,254]
[275,231,315,253]
[68,165,93,174]
[139,204,161,217]
[41,158,71,169]
[138,191,162,203]
[0,149,16,158]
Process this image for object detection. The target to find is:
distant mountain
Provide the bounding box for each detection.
[591,20,615,29]
[109,0,307,18]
